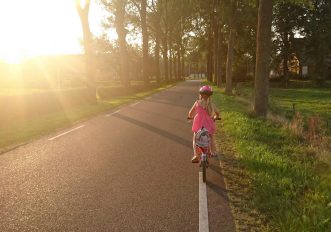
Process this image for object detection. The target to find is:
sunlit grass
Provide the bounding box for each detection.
[269,88,331,120]
[212,85,331,231]
[235,85,331,135]
[0,83,175,152]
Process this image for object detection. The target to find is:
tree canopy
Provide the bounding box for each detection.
[93,0,330,114]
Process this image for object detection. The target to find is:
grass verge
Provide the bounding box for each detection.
[235,84,331,135]
[213,85,331,231]
[0,83,175,153]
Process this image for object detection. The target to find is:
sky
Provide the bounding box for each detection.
[0,0,115,63]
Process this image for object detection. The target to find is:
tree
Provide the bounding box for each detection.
[273,2,307,86]
[76,0,96,103]
[213,0,222,86]
[253,0,273,117]
[225,0,236,94]
[232,0,257,82]
[161,0,169,82]
[216,21,224,87]
[100,0,131,88]
[305,0,331,84]
[167,0,194,80]
[129,0,149,85]
[141,0,149,86]
[203,0,214,82]
[114,0,131,88]
[149,0,162,83]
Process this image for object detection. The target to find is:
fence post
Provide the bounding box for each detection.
[292,103,296,116]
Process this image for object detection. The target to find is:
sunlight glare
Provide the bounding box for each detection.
[0,0,103,64]
[3,53,24,64]
[78,0,88,8]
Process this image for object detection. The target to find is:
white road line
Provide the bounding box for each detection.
[130,102,140,107]
[105,110,121,117]
[48,125,85,141]
[199,172,209,232]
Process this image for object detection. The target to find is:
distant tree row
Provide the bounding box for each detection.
[77,0,331,116]
[98,0,196,87]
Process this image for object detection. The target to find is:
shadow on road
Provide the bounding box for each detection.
[144,98,190,109]
[113,113,192,149]
[207,162,229,199]
[209,162,222,175]
[128,107,188,124]
[206,180,228,199]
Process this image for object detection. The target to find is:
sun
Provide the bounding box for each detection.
[0,0,104,64]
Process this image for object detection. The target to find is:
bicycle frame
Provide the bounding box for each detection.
[196,146,209,182]
[195,146,210,159]
[187,117,221,183]
[200,152,207,162]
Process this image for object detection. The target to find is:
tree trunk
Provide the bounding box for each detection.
[177,48,181,80]
[141,0,149,87]
[174,51,178,80]
[181,50,185,78]
[76,0,96,103]
[181,42,185,78]
[207,21,214,82]
[254,0,273,117]
[282,32,290,88]
[154,0,162,84]
[163,0,169,82]
[217,23,223,87]
[162,38,169,82]
[213,1,219,85]
[169,46,173,80]
[213,0,220,85]
[225,0,235,95]
[115,0,130,90]
[225,28,234,94]
[178,17,183,80]
[155,35,161,84]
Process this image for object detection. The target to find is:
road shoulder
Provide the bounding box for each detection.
[215,125,270,231]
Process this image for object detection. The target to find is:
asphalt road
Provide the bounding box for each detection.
[0,81,235,232]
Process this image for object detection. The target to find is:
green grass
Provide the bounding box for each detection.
[236,85,331,135]
[0,83,175,152]
[212,86,331,231]
[269,88,331,120]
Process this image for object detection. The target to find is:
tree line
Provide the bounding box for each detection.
[76,0,331,117]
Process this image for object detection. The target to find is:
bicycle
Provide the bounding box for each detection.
[187,117,220,182]
[196,139,210,183]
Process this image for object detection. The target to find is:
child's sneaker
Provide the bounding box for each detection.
[191,155,199,163]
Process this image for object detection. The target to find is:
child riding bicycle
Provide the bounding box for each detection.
[188,85,220,162]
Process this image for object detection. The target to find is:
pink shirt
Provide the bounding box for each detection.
[191,101,216,134]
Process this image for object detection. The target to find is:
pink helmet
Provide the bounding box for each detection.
[199,85,213,96]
